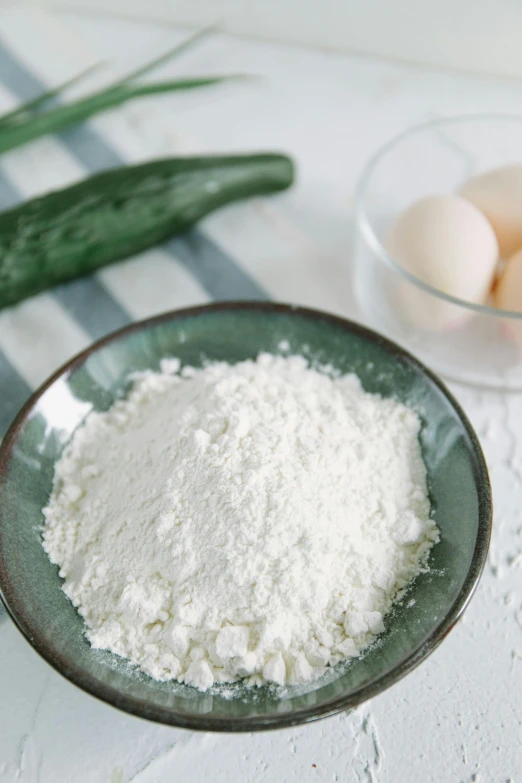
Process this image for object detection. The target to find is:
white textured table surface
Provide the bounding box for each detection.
[0,7,521,782]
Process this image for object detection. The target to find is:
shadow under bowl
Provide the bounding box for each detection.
[0,302,492,731]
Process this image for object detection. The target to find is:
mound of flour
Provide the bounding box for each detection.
[43,353,439,691]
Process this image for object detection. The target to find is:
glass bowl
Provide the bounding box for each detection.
[354,114,522,389]
[0,303,491,731]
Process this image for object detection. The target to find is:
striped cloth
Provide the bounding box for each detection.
[0,10,264,438]
[0,6,350,453]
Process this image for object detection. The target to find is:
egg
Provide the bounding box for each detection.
[460,164,522,258]
[387,194,499,331]
[494,248,522,345]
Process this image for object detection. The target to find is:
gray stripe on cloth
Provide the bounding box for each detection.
[0,37,269,301]
[0,173,33,438]
[168,233,266,300]
[0,170,20,209]
[53,278,130,340]
[0,350,32,438]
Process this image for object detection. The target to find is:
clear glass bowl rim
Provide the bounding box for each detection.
[355,112,522,320]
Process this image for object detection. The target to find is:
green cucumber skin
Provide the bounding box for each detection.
[0,153,294,309]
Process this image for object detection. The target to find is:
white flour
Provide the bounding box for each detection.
[43,354,439,691]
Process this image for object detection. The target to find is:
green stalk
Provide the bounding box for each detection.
[0,25,245,157]
[115,25,218,84]
[0,76,247,156]
[0,24,216,128]
[0,63,105,129]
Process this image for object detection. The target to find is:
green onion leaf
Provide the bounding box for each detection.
[0,25,251,157]
[117,24,219,85]
[0,62,105,129]
[0,75,245,156]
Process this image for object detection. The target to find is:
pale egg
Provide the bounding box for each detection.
[387,194,499,331]
[460,164,522,258]
[494,248,522,345]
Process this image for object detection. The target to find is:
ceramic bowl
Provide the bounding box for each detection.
[0,302,491,731]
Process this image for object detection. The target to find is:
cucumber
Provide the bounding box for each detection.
[0,153,294,309]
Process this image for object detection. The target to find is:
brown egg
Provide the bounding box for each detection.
[495,248,522,345]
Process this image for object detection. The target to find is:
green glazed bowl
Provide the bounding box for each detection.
[0,303,491,731]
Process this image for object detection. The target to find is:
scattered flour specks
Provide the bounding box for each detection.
[43,354,439,691]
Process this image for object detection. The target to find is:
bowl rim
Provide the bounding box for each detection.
[355,112,522,319]
[0,301,492,732]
